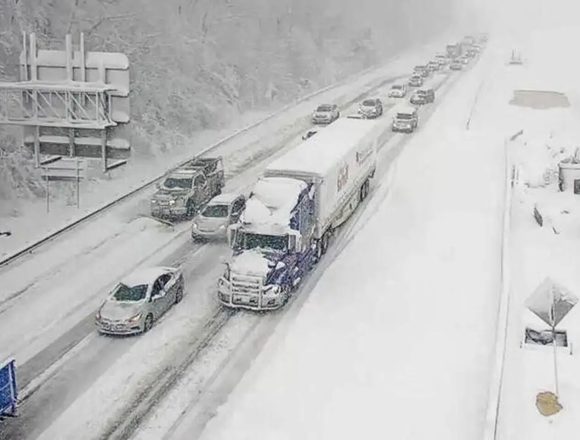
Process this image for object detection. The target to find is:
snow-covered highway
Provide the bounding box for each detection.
[0,40,466,439]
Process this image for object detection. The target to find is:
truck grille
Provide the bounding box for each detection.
[231,273,262,305]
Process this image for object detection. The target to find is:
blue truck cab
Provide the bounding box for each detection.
[218,177,316,310]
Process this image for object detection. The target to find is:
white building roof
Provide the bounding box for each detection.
[266,118,380,178]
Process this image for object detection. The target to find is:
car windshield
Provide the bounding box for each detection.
[316,105,332,112]
[238,232,288,252]
[362,100,376,106]
[112,283,148,302]
[202,204,229,218]
[397,113,414,119]
[392,85,402,90]
[163,177,192,189]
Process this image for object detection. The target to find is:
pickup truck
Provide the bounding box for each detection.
[218,117,385,310]
[150,157,225,220]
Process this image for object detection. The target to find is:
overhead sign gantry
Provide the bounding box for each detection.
[0,33,130,172]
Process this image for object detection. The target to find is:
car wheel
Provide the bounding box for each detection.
[175,285,184,304]
[143,314,154,333]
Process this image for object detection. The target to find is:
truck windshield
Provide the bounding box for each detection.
[163,177,192,189]
[202,204,229,218]
[238,233,288,252]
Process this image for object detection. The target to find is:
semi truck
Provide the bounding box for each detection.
[217,117,383,310]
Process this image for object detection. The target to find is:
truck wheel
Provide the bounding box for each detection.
[321,231,330,255]
[186,200,195,218]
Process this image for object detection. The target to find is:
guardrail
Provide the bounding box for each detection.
[482,130,521,440]
[0,60,400,269]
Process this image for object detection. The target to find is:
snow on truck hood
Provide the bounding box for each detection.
[230,250,271,277]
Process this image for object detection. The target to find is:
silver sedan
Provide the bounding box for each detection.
[95,267,184,335]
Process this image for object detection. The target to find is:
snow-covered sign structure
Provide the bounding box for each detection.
[0,358,17,418]
[526,277,578,327]
[0,33,130,172]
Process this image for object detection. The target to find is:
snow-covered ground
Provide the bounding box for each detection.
[127,42,507,440]
[0,37,467,440]
[486,23,580,440]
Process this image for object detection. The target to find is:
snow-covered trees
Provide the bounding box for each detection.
[0,0,458,204]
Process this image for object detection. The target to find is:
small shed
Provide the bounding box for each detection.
[558,160,580,193]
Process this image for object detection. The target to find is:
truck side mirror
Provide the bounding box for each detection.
[288,230,302,252]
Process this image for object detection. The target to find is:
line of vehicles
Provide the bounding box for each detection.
[94,34,487,334]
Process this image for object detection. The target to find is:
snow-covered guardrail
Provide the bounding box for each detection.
[482,130,521,440]
[0,60,402,269]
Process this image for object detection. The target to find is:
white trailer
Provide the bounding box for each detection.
[264,117,380,253]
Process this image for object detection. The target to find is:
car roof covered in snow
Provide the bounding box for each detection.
[396,105,417,115]
[208,192,243,205]
[266,118,380,178]
[168,168,198,178]
[120,267,175,287]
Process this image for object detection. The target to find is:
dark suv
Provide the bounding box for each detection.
[410,88,435,105]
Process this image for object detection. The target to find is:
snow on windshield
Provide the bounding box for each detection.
[316,105,332,112]
[112,284,148,301]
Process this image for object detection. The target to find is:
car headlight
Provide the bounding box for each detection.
[169,200,176,206]
[95,309,102,321]
[127,313,142,323]
[151,200,157,204]
[192,222,198,230]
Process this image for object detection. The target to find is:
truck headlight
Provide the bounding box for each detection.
[264,285,280,295]
[169,200,176,206]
